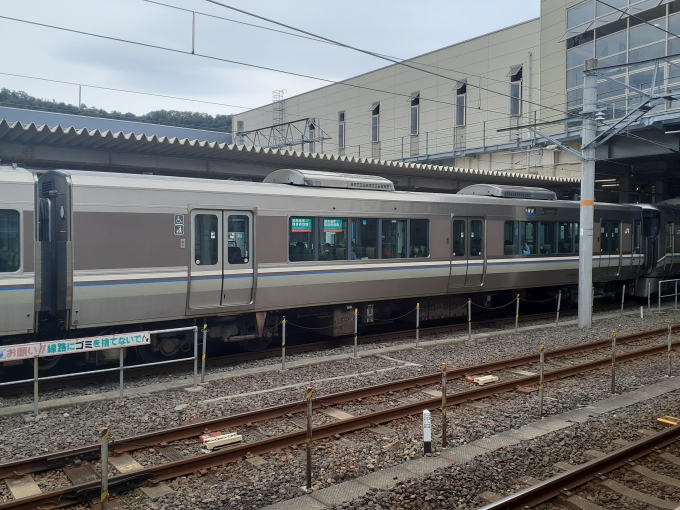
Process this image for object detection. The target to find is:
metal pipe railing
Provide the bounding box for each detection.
[0,326,199,415]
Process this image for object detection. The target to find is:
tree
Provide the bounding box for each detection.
[0,88,232,133]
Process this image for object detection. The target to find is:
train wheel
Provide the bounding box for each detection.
[239,336,272,352]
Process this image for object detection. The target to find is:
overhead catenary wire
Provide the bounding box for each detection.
[0,13,585,138]
[203,0,586,120]
[143,0,569,102]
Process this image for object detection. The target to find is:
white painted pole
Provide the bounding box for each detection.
[422,409,432,454]
[282,316,286,370]
[119,348,124,400]
[354,308,358,357]
[201,323,208,383]
[556,290,562,326]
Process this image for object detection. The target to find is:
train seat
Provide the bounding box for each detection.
[336,248,346,259]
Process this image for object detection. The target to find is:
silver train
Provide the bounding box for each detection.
[1,165,679,365]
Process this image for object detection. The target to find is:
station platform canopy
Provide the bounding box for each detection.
[0,119,579,196]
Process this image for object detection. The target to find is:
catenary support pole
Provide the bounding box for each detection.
[515,294,520,333]
[354,308,358,358]
[556,290,562,326]
[281,316,286,370]
[578,57,598,329]
[441,363,447,449]
[611,332,617,394]
[101,427,109,510]
[33,357,38,416]
[415,303,420,348]
[621,285,626,315]
[201,323,207,383]
[119,347,124,400]
[538,345,545,417]
[306,387,313,490]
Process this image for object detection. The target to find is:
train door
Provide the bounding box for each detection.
[189,210,223,309]
[599,223,610,272]
[608,222,621,277]
[448,217,484,289]
[631,220,642,276]
[599,221,620,276]
[222,212,254,306]
[664,221,674,272]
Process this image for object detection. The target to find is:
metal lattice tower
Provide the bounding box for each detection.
[273,90,286,146]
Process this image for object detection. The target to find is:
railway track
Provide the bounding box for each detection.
[0,326,674,509]
[0,304,614,396]
[479,421,680,509]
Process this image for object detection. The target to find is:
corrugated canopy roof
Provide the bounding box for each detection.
[0,120,579,185]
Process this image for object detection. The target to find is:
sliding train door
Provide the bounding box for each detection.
[221,212,254,306]
[449,217,485,289]
[189,210,223,309]
[189,210,255,310]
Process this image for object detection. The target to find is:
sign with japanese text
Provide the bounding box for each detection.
[291,218,312,233]
[323,218,344,233]
[0,331,151,362]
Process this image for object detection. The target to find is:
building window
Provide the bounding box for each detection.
[338,111,345,150]
[369,102,380,143]
[454,81,466,127]
[408,92,419,135]
[509,65,522,117]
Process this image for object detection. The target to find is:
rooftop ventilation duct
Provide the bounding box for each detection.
[263,169,395,191]
[457,183,557,200]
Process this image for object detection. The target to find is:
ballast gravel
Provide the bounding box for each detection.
[1,308,680,508]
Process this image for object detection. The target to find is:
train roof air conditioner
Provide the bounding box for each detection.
[457,184,556,201]
[263,169,395,191]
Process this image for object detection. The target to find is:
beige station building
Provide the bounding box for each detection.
[234,0,680,203]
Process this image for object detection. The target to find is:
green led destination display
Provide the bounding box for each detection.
[291,218,313,233]
[323,218,344,233]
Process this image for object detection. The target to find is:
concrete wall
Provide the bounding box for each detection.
[234,19,541,162]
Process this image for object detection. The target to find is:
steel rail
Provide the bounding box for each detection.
[478,423,680,509]
[0,326,670,481]
[0,338,675,509]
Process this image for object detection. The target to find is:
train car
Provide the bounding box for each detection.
[0,166,35,343]
[1,165,678,365]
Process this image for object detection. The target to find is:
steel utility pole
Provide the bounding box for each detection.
[578,58,598,329]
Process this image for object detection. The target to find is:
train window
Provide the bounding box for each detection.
[409,219,429,258]
[633,222,641,254]
[470,220,483,257]
[504,221,538,255]
[538,222,556,254]
[453,220,465,257]
[290,217,314,262]
[0,209,20,273]
[354,219,378,259]
[643,209,660,238]
[524,222,538,255]
[558,222,575,253]
[382,219,406,259]
[227,215,250,264]
[320,218,348,260]
[194,214,218,266]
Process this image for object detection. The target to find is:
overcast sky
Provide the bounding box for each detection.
[0,0,540,118]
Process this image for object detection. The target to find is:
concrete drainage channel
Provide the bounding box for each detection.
[0,326,675,510]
